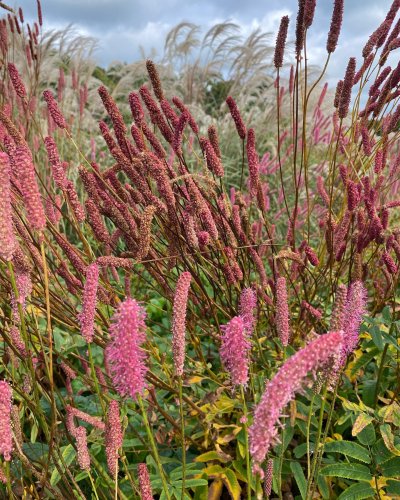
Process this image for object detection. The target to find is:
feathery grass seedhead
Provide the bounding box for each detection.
[106,298,148,399]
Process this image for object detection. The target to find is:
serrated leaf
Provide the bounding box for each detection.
[290,462,306,499]
[356,423,376,446]
[50,444,76,486]
[370,326,384,351]
[382,457,400,477]
[324,440,370,463]
[352,414,374,436]
[337,482,375,499]
[380,424,400,457]
[387,479,400,495]
[223,469,241,500]
[319,463,372,482]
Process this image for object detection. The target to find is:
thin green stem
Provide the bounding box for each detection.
[137,395,171,499]
[306,394,316,479]
[178,376,186,498]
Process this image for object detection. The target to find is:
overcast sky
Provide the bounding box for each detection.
[14,0,395,86]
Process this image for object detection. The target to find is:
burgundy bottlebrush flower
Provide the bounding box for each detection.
[105,400,123,475]
[316,176,330,207]
[275,277,290,346]
[199,136,224,177]
[274,15,289,68]
[129,92,144,125]
[138,463,154,500]
[85,199,110,244]
[361,126,372,155]
[8,63,27,99]
[246,128,260,198]
[295,0,306,59]
[207,125,221,158]
[304,0,316,29]
[326,0,344,53]
[78,263,100,343]
[226,96,246,139]
[0,152,16,261]
[342,280,367,356]
[36,0,42,26]
[338,57,356,119]
[382,251,398,274]
[160,99,179,127]
[249,331,344,470]
[74,426,90,471]
[172,111,189,154]
[136,205,156,261]
[172,272,192,377]
[304,244,319,266]
[106,298,148,399]
[44,136,68,189]
[171,97,199,134]
[334,80,343,109]
[146,59,164,101]
[43,89,67,129]
[98,85,127,137]
[141,122,166,159]
[239,287,257,336]
[347,180,360,211]
[220,316,251,386]
[301,301,322,320]
[12,146,46,231]
[0,381,12,461]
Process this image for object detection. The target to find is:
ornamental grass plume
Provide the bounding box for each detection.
[275,276,290,346]
[220,316,251,386]
[138,463,154,499]
[172,271,192,377]
[78,263,99,343]
[0,152,16,261]
[0,380,12,461]
[249,331,344,472]
[106,298,148,399]
[105,400,123,475]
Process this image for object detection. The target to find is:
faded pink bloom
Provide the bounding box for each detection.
[44,136,68,189]
[382,251,398,274]
[226,96,246,139]
[78,263,100,343]
[172,272,192,377]
[138,463,154,499]
[239,287,257,336]
[8,63,27,99]
[43,90,67,129]
[0,381,12,461]
[330,284,347,331]
[0,152,16,260]
[199,137,224,177]
[105,400,123,475]
[302,301,322,320]
[106,298,148,399]
[12,146,46,231]
[220,316,251,386]
[342,280,367,356]
[249,331,344,469]
[275,277,290,346]
[66,405,105,431]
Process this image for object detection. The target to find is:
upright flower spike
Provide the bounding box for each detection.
[275,277,290,346]
[342,280,367,356]
[220,316,251,386]
[0,381,12,461]
[274,15,289,69]
[105,400,123,476]
[326,0,344,53]
[226,96,246,139]
[138,463,154,499]
[8,63,27,99]
[239,287,257,336]
[172,272,192,377]
[106,298,148,399]
[0,152,17,261]
[43,89,68,129]
[78,263,99,343]
[249,331,344,472]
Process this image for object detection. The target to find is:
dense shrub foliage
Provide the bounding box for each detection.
[0,0,400,498]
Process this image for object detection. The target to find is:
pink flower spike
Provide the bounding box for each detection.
[106,298,148,399]
[43,89,68,129]
[239,287,257,336]
[138,463,154,499]
[275,277,290,346]
[0,152,17,261]
[249,331,344,469]
[342,280,367,356]
[105,400,123,475]
[0,381,12,461]
[172,272,192,377]
[79,263,99,343]
[220,316,251,386]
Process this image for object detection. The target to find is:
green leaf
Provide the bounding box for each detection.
[370,326,384,350]
[351,348,380,375]
[317,474,330,499]
[324,440,370,463]
[380,424,400,457]
[337,482,375,499]
[319,463,372,482]
[381,457,400,478]
[290,462,306,500]
[356,423,376,446]
[293,442,315,459]
[194,451,230,464]
[223,469,241,500]
[387,479,400,496]
[172,479,209,488]
[50,445,76,486]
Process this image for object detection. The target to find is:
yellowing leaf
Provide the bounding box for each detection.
[186,375,204,384]
[352,413,374,436]
[380,424,400,457]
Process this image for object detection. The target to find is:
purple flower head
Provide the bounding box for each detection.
[249,331,344,469]
[106,298,148,399]
[220,316,251,386]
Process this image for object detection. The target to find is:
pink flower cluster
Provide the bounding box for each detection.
[220,316,251,386]
[106,298,148,399]
[172,272,192,377]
